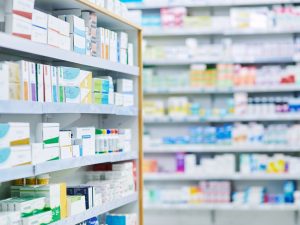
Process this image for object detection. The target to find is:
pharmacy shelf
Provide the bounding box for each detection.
[144,173,300,181]
[127,0,300,10]
[144,145,300,153]
[144,203,300,211]
[0,152,137,183]
[144,114,300,123]
[0,101,138,116]
[35,151,138,175]
[0,165,34,183]
[144,27,300,37]
[144,85,300,95]
[35,0,142,30]
[0,32,139,76]
[52,193,138,225]
[144,57,295,66]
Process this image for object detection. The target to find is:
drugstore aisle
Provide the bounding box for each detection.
[124,0,300,225]
[0,1,143,225]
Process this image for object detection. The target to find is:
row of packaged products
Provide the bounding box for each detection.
[0,61,134,106]
[0,161,136,225]
[1,0,134,65]
[0,122,132,170]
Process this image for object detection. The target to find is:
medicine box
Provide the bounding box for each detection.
[128,43,134,66]
[71,34,86,55]
[32,143,59,163]
[0,63,21,100]
[81,11,97,29]
[123,94,134,107]
[0,122,30,147]
[65,86,81,103]
[61,67,92,88]
[67,196,86,216]
[0,145,31,169]
[60,15,85,37]
[51,66,58,103]
[114,93,124,106]
[116,79,133,93]
[7,197,46,216]
[36,64,44,102]
[17,60,29,101]
[93,78,109,93]
[60,183,67,219]
[29,62,37,101]
[48,15,70,37]
[60,146,73,159]
[43,65,52,102]
[5,14,32,40]
[5,0,35,20]
[32,10,48,29]
[31,25,47,44]
[67,186,93,209]
[59,131,72,147]
[36,123,60,148]
[81,88,92,104]
[72,127,95,156]
[118,32,128,49]
[22,210,52,225]
[48,29,60,48]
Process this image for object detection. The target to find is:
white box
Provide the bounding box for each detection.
[48,15,70,36]
[72,127,95,156]
[0,122,30,147]
[51,66,58,103]
[123,94,134,107]
[120,48,128,65]
[36,64,44,102]
[118,32,128,49]
[32,25,47,44]
[59,131,72,147]
[0,63,9,100]
[36,123,60,148]
[5,14,32,40]
[72,145,80,158]
[64,86,81,103]
[128,43,134,66]
[114,92,123,106]
[32,9,48,29]
[71,34,86,55]
[67,196,86,216]
[60,146,73,159]
[48,29,60,48]
[43,65,52,102]
[59,35,71,51]
[28,62,37,101]
[0,145,31,169]
[116,79,133,93]
[61,15,85,37]
[17,60,29,101]
[5,0,35,19]
[32,143,60,163]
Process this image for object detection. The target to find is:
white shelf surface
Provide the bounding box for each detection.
[52,193,138,225]
[144,57,295,66]
[0,152,137,183]
[127,0,300,9]
[0,32,139,76]
[144,27,300,37]
[144,173,300,181]
[144,203,300,211]
[144,145,300,153]
[35,151,138,175]
[144,85,300,95]
[0,101,138,116]
[144,114,300,123]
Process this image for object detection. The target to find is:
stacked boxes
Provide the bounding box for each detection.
[118,32,128,65]
[5,0,34,40]
[115,79,134,107]
[92,76,114,105]
[32,9,48,44]
[59,131,72,159]
[72,127,96,156]
[0,123,31,169]
[0,62,21,100]
[35,123,60,162]
[66,196,86,216]
[82,11,97,57]
[59,15,86,55]
[47,15,71,50]
[96,28,118,62]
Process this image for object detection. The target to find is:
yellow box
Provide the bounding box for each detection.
[60,183,67,219]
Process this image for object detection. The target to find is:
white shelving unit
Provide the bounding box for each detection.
[134,0,300,225]
[0,0,144,224]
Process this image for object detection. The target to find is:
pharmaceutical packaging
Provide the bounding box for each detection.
[51,66,58,102]
[128,43,134,66]
[123,94,134,107]
[43,65,52,102]
[67,186,94,209]
[0,145,31,169]
[65,86,81,103]
[70,33,86,55]
[36,123,60,148]
[31,9,47,44]
[28,62,37,101]
[0,211,21,225]
[5,14,32,40]
[0,122,30,147]
[22,210,52,225]
[48,15,70,37]
[72,127,95,156]
[116,79,133,93]
[60,183,67,219]
[5,0,35,20]
[67,195,86,216]
[60,15,85,37]
[106,214,137,225]
[17,60,29,101]
[36,64,44,102]
[114,93,124,106]
[93,78,110,93]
